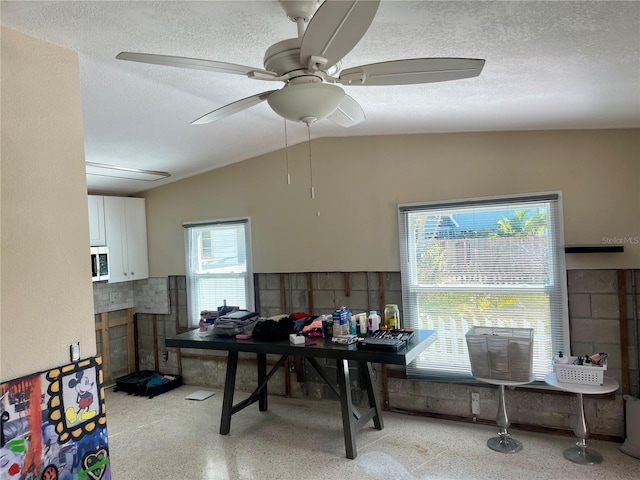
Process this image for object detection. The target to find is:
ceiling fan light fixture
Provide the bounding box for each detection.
[267,83,345,124]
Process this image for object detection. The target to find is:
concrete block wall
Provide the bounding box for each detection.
[257,271,403,318]
[107,323,129,379]
[136,276,186,376]
[130,269,639,438]
[93,277,183,381]
[257,271,402,407]
[386,269,638,438]
[568,270,639,395]
[94,311,130,381]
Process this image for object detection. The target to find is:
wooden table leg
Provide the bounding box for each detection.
[220,351,238,435]
[336,358,357,459]
[257,353,268,411]
[359,361,383,430]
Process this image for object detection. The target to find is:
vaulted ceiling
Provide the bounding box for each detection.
[2,1,639,195]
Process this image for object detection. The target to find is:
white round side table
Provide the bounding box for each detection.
[476,374,536,454]
[544,372,619,465]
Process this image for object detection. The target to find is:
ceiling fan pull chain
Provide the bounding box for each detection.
[284,119,291,185]
[307,124,314,200]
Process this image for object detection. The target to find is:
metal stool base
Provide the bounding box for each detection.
[563,446,603,465]
[487,435,523,454]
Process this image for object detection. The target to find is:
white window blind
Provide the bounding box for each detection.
[184,218,254,326]
[398,192,569,381]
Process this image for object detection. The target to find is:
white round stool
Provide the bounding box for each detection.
[544,372,619,465]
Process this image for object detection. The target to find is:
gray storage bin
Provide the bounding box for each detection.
[465,327,534,381]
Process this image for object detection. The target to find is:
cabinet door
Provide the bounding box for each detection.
[88,195,106,246]
[104,196,129,283]
[125,197,149,281]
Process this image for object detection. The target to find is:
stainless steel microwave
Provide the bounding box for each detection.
[91,246,110,282]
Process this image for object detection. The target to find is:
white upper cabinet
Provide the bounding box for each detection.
[104,196,149,283]
[88,195,106,246]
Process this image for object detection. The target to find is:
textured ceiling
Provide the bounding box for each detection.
[2,0,639,195]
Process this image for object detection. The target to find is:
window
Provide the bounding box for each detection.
[398,192,569,381]
[184,218,253,326]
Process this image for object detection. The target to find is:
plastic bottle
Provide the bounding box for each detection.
[359,314,368,337]
[367,310,380,336]
[384,304,400,330]
[349,315,357,336]
[553,351,569,364]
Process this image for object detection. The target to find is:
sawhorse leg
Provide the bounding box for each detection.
[257,353,268,411]
[336,358,357,459]
[359,361,383,430]
[219,353,286,435]
[220,351,238,435]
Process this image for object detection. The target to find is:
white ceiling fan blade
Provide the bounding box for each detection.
[300,0,380,71]
[338,58,486,86]
[192,91,276,125]
[116,52,275,77]
[327,94,365,127]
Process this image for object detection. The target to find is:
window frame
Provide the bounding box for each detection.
[398,191,570,382]
[183,218,254,327]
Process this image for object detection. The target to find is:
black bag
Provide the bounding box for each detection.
[252,318,295,341]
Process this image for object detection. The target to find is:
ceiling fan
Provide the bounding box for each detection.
[116,0,485,127]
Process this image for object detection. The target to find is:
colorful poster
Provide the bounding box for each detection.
[0,357,110,480]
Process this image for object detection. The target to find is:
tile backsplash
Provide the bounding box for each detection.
[93,277,169,314]
[134,277,169,314]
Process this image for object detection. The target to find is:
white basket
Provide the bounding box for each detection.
[554,356,607,385]
[465,327,534,382]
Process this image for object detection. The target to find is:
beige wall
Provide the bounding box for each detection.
[1,28,96,381]
[144,129,639,275]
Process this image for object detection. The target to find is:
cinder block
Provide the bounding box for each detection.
[510,389,543,412]
[541,392,576,415]
[570,318,619,343]
[590,415,624,437]
[292,273,308,290]
[317,272,344,290]
[290,290,309,312]
[591,294,621,319]
[259,289,281,309]
[264,273,282,290]
[334,290,368,313]
[514,409,571,430]
[571,341,594,357]
[426,397,469,417]
[569,293,591,318]
[390,392,428,412]
[349,272,368,291]
[313,290,336,310]
[596,395,624,420]
[591,343,621,368]
[567,270,617,294]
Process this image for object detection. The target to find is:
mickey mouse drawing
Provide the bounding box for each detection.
[65,370,97,425]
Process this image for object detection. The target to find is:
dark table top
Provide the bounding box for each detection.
[166,329,437,366]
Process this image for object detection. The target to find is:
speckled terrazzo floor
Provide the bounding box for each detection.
[105,385,638,480]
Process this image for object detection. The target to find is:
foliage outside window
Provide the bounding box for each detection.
[184,219,254,326]
[398,192,569,381]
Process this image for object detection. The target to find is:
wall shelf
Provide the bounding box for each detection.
[564,245,624,254]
